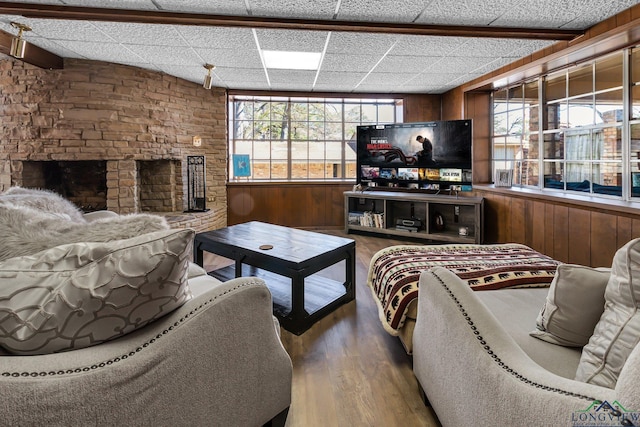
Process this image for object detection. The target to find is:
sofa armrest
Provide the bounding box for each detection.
[413,267,622,426]
[0,277,292,427]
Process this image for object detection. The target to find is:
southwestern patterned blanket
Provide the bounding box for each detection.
[367,243,560,335]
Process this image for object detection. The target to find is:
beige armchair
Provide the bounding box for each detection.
[0,274,293,427]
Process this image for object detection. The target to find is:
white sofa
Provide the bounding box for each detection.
[413,262,640,427]
[0,188,292,426]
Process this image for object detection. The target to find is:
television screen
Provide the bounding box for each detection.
[356,120,472,191]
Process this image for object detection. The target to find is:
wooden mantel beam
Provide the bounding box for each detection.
[0,28,63,69]
[0,1,584,41]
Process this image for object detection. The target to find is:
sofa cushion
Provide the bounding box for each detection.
[530,264,610,347]
[476,287,583,379]
[0,229,194,355]
[575,238,640,388]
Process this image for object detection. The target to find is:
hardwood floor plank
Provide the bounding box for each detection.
[204,230,440,427]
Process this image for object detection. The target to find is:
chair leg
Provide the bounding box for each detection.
[263,407,289,427]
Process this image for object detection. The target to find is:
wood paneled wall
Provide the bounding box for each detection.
[476,188,640,267]
[465,91,492,184]
[403,94,441,123]
[227,183,353,228]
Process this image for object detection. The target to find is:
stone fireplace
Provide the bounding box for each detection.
[0,57,228,232]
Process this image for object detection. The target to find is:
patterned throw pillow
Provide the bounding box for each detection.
[0,229,194,355]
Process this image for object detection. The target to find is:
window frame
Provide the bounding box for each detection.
[228,95,403,182]
[491,49,631,200]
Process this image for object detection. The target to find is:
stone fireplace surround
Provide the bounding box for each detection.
[0,57,227,232]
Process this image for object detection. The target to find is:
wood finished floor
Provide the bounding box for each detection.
[203,230,441,427]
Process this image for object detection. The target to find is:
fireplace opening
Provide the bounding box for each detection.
[17,159,182,214]
[138,160,180,212]
[22,161,107,212]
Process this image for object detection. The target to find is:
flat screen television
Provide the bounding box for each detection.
[356,119,473,192]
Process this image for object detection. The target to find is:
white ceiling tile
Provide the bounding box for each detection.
[225,81,273,90]
[5,0,156,8]
[327,32,398,54]
[312,83,357,92]
[353,84,400,93]
[471,57,523,75]
[26,37,87,58]
[154,0,248,14]
[491,0,640,29]
[391,35,467,57]
[401,86,449,94]
[561,0,640,29]
[270,82,314,91]
[214,67,268,82]
[415,0,520,26]
[175,26,255,49]
[314,71,367,86]
[411,73,468,86]
[267,69,316,84]
[91,22,186,46]
[255,29,328,52]
[510,40,555,58]
[247,0,336,19]
[361,72,420,86]
[55,0,158,9]
[490,0,585,28]
[194,48,263,68]
[423,57,503,74]
[336,0,425,23]
[12,19,114,43]
[320,53,381,73]
[123,44,202,65]
[449,39,546,58]
[61,40,146,63]
[374,55,443,74]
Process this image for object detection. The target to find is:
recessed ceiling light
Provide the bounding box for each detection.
[262,50,321,70]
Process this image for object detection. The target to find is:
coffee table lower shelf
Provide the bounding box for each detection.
[208,265,351,335]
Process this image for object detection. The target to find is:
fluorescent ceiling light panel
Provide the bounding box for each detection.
[262,50,321,70]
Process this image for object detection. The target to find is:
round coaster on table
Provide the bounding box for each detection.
[259,244,273,250]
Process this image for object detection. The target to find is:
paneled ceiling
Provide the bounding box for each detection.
[0,0,639,94]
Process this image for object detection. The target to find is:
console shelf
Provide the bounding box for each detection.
[344,190,484,244]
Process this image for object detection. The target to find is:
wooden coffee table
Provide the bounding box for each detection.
[194,221,356,335]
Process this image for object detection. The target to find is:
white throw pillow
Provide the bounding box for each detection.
[0,229,194,355]
[575,238,640,388]
[530,264,610,347]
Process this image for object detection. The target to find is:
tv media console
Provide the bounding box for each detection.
[344,190,484,244]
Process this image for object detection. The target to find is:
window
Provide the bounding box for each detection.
[492,80,539,186]
[492,50,630,199]
[228,96,403,181]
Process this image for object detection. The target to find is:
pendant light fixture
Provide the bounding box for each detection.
[10,22,31,59]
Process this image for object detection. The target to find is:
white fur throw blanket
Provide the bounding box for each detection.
[0,187,169,262]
